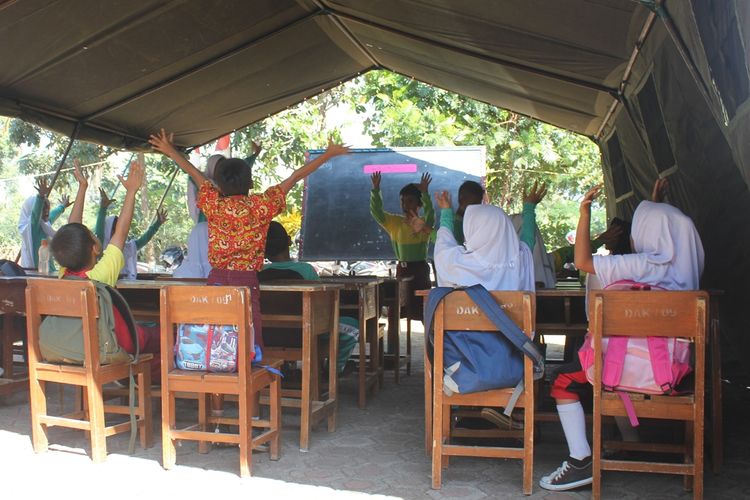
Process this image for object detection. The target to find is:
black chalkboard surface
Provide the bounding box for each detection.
[299,147,485,261]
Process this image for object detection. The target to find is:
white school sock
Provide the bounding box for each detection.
[557,402,591,460]
[614,415,640,442]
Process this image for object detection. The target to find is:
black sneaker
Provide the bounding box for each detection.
[539,457,592,491]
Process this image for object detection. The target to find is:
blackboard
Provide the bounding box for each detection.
[299,147,485,261]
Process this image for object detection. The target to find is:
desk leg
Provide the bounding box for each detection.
[710,315,723,474]
[2,313,14,378]
[358,304,367,409]
[424,349,432,456]
[328,297,339,432]
[389,304,401,384]
[300,295,313,450]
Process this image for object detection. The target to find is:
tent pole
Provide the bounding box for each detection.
[641,0,715,110]
[47,122,81,192]
[153,164,180,216]
[596,10,657,140]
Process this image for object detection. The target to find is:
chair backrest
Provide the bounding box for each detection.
[589,290,708,340]
[436,290,535,335]
[588,290,708,394]
[432,290,536,392]
[159,285,252,378]
[25,278,100,370]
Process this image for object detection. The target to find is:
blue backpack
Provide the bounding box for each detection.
[425,285,545,407]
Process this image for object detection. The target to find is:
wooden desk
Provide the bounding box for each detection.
[119,278,343,451]
[320,276,384,409]
[0,277,30,395]
[258,280,342,451]
[535,287,587,364]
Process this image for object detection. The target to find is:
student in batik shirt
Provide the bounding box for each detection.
[150,128,349,348]
[151,130,349,437]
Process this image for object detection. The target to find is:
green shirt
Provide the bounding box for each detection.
[262,261,319,281]
[370,189,434,262]
[30,196,64,270]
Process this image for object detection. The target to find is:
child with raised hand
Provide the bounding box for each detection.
[149,128,350,349]
[94,187,168,279]
[49,158,161,367]
[370,171,434,320]
[539,181,704,492]
[150,129,349,437]
[18,175,73,270]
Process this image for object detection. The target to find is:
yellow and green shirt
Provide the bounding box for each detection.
[370,189,434,262]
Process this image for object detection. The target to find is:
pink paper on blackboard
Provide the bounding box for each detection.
[363,163,418,174]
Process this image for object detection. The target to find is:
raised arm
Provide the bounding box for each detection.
[149,129,207,187]
[418,173,434,227]
[519,181,547,252]
[134,209,166,249]
[278,138,349,194]
[573,185,601,274]
[109,158,144,251]
[48,194,71,223]
[369,172,387,225]
[68,161,88,224]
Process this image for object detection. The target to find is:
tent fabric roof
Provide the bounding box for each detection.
[0,0,649,149]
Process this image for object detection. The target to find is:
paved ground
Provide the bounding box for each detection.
[2,327,748,499]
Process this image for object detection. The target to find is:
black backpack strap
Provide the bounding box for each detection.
[424,287,458,362]
[463,284,545,380]
[104,284,140,356]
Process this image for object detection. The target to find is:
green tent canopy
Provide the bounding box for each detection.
[1,0,749,361]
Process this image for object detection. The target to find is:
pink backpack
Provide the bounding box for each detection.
[578,280,693,425]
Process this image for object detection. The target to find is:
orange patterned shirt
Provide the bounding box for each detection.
[197,181,286,271]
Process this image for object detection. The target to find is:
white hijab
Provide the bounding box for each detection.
[509,213,556,288]
[172,222,211,278]
[436,204,535,291]
[104,215,139,279]
[187,154,223,222]
[593,201,704,290]
[18,196,55,268]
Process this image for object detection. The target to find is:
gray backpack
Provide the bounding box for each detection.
[39,278,139,365]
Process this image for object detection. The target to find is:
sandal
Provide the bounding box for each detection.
[481,407,524,430]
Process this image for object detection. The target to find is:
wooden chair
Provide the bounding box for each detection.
[589,290,708,499]
[430,290,536,493]
[25,278,153,462]
[159,285,282,477]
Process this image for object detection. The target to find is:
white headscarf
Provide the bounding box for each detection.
[593,201,704,290]
[509,213,556,288]
[187,154,224,222]
[18,196,55,268]
[104,215,139,279]
[435,204,535,291]
[172,222,211,278]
